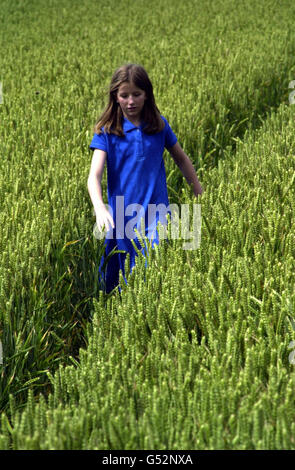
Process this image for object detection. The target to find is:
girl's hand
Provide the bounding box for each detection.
[168,142,203,197]
[95,204,115,233]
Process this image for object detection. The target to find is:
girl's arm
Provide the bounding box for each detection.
[87,149,114,231]
[168,142,203,197]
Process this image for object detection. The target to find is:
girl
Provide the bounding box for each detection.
[88,63,203,293]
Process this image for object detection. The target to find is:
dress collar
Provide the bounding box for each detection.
[122,117,145,133]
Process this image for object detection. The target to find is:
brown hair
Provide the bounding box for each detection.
[93,63,165,136]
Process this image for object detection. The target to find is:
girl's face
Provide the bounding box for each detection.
[116,81,146,124]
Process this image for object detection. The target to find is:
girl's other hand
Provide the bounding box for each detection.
[95,204,115,233]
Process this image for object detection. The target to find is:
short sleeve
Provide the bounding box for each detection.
[89,131,108,152]
[162,117,177,149]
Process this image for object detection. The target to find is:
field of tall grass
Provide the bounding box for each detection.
[1,0,295,449]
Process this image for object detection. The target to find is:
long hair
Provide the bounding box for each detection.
[93,64,165,136]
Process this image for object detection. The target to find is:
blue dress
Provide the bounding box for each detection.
[89,116,177,293]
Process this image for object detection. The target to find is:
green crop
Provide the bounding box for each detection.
[1,0,295,450]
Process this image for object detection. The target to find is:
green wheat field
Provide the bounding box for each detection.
[1,0,295,450]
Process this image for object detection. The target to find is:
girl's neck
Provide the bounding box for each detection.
[124,115,141,127]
